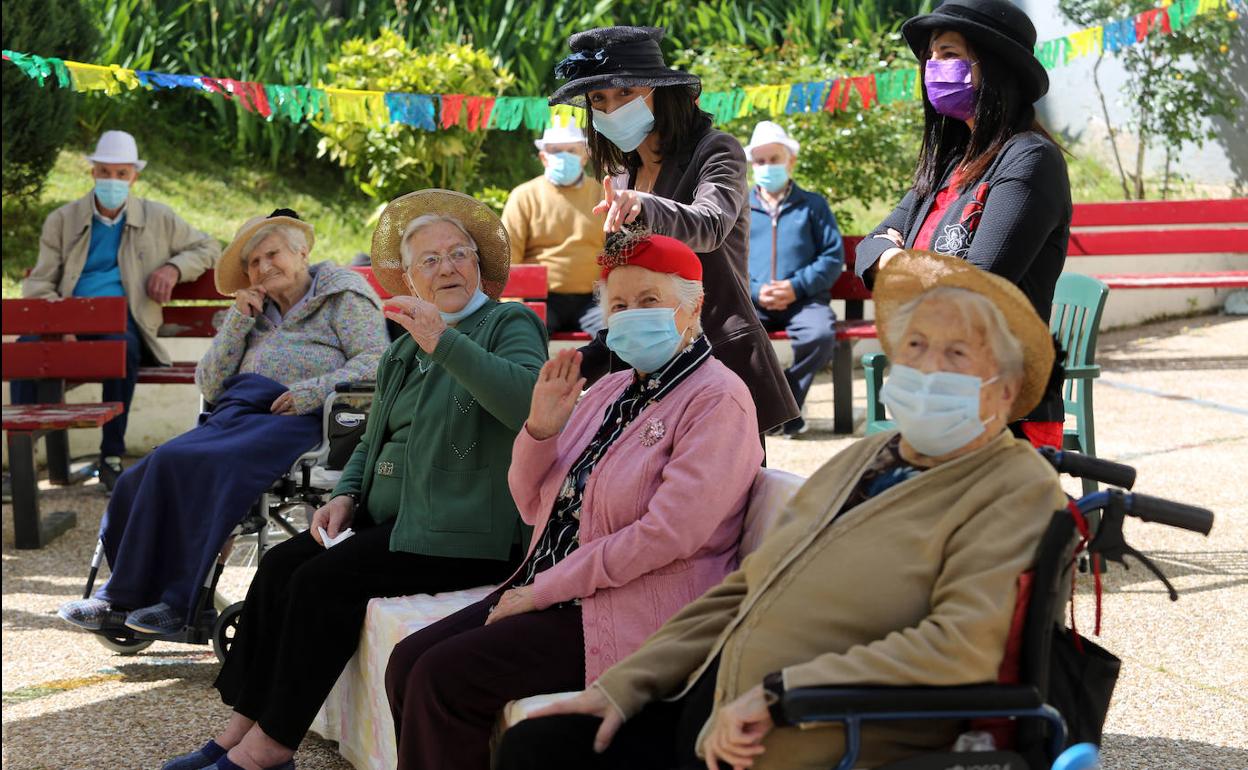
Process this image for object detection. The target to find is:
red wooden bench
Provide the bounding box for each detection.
[1071,198,1248,290]
[3,297,128,548]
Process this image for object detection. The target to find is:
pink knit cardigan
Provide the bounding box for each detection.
[506,357,762,685]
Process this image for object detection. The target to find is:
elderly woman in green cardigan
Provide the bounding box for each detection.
[161,190,547,770]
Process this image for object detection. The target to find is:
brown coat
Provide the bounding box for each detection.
[581,124,798,432]
[594,429,1067,770]
[23,193,220,365]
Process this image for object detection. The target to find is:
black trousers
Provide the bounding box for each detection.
[212,522,521,750]
[495,659,724,770]
[386,590,584,770]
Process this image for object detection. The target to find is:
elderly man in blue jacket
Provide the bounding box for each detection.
[745,122,844,437]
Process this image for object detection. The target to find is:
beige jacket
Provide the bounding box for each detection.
[22,193,220,365]
[595,430,1067,770]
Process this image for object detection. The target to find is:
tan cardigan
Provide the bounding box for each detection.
[23,193,219,365]
[594,429,1067,769]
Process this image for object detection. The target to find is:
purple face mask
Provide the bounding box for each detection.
[925,58,977,121]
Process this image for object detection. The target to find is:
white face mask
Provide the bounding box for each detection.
[881,364,1000,457]
[591,93,656,153]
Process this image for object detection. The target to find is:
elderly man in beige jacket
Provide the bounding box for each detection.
[15,130,219,489]
[496,251,1069,770]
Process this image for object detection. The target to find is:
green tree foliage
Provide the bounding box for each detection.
[1059,0,1243,198]
[315,30,514,202]
[675,26,924,230]
[2,0,97,201]
[80,0,399,166]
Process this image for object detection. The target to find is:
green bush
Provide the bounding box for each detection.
[2,0,97,201]
[675,25,923,231]
[314,31,515,202]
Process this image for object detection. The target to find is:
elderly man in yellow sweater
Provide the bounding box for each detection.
[501,123,606,336]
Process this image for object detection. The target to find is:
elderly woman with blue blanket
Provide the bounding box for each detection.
[159,190,547,770]
[58,209,389,636]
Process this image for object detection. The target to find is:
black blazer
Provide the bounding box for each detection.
[856,131,1071,324]
[580,123,799,433]
[856,132,1071,422]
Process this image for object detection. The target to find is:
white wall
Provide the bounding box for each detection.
[1016,0,1248,191]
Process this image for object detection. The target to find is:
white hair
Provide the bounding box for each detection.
[240,223,309,268]
[885,286,1025,381]
[400,214,478,270]
[597,272,705,335]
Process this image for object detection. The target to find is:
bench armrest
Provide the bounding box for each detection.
[783,684,1043,724]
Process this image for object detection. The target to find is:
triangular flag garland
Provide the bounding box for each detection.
[2,0,1240,132]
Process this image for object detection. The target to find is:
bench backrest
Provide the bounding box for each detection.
[1,297,129,382]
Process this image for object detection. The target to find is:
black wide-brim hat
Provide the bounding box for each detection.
[549,26,701,107]
[902,0,1049,102]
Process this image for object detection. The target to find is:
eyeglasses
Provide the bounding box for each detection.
[411,246,478,274]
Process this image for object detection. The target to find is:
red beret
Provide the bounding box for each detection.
[598,234,703,282]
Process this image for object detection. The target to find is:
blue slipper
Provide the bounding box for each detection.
[161,740,226,770]
[214,755,295,770]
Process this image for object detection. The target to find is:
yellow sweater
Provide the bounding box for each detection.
[501,174,604,295]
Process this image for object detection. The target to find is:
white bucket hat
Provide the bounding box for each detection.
[743,121,800,159]
[85,130,147,171]
[534,123,587,151]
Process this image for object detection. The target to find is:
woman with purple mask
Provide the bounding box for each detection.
[854,0,1071,450]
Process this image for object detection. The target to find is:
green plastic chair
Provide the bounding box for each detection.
[861,274,1110,493]
[1050,273,1110,494]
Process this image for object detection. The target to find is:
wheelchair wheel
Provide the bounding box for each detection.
[96,633,153,655]
[213,602,246,663]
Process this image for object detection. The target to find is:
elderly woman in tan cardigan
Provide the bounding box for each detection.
[495,250,1069,770]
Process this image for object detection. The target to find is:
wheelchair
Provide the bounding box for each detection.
[777,449,1216,770]
[78,380,378,662]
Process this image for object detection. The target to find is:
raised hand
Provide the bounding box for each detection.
[593,176,646,233]
[235,284,267,318]
[384,295,448,354]
[526,349,585,440]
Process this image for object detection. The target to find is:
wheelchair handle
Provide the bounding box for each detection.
[334,380,377,393]
[1040,448,1136,490]
[1126,493,1214,536]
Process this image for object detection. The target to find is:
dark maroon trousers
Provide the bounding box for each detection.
[385,589,584,770]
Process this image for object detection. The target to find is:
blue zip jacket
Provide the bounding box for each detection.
[747,182,845,303]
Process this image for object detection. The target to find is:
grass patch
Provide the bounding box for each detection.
[3,129,378,297]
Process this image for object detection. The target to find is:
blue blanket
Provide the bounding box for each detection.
[96,374,322,618]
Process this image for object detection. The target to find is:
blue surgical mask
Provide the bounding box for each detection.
[404,269,490,325]
[440,287,489,324]
[880,364,1000,456]
[754,164,790,194]
[545,152,584,186]
[606,307,688,373]
[591,94,656,153]
[94,178,130,210]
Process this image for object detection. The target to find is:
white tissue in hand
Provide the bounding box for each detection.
[318,526,356,548]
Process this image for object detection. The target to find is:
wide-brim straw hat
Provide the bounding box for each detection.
[216,209,316,295]
[549,26,701,107]
[902,0,1049,102]
[874,250,1054,422]
[371,189,510,300]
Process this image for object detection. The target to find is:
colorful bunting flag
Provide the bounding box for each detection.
[385,93,437,130]
[3,0,1241,133]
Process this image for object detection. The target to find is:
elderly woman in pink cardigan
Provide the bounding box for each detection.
[384,232,763,770]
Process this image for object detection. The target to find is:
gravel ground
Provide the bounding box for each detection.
[3,314,1246,770]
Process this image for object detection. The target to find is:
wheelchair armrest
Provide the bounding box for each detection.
[335,380,377,393]
[783,684,1043,725]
